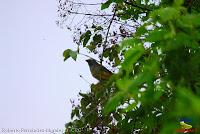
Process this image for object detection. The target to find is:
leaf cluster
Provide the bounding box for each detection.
[61,0,200,133]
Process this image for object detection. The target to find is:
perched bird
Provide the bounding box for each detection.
[86,59,112,81]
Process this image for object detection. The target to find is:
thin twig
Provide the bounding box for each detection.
[79,74,91,85]
[68,10,113,16]
[101,7,117,64]
[107,33,133,38]
[74,15,86,27]
[113,20,138,28]
[67,0,102,6]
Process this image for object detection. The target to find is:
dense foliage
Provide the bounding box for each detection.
[58,0,200,133]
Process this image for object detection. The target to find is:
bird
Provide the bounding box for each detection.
[86,59,113,81]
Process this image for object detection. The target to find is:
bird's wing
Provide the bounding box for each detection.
[101,65,112,74]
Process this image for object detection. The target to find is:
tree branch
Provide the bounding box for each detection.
[101,7,117,64]
[67,10,114,16]
[66,0,102,6]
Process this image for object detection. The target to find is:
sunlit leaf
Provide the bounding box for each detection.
[104,92,125,114]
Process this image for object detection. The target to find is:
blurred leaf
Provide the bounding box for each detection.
[104,92,125,114]
[135,25,148,36]
[160,122,178,134]
[113,113,121,120]
[146,29,170,42]
[123,102,137,112]
[151,7,180,22]
[113,0,123,4]
[121,38,141,47]
[176,87,200,115]
[117,78,133,91]
[122,45,144,73]
[173,0,184,6]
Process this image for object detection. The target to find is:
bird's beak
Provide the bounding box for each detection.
[85,59,89,62]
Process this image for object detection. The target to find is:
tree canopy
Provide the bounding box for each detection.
[58,0,200,133]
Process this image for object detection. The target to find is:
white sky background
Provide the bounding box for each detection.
[0,0,97,132]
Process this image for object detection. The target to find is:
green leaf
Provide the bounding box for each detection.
[192,15,200,26]
[86,44,96,51]
[176,87,200,115]
[63,49,77,61]
[146,29,170,42]
[80,33,85,42]
[117,78,134,91]
[121,38,141,47]
[113,113,121,121]
[83,30,91,47]
[79,92,88,98]
[123,102,137,112]
[160,122,179,134]
[120,14,131,20]
[173,0,184,6]
[159,7,179,22]
[103,92,125,114]
[71,107,79,119]
[122,45,144,73]
[151,7,180,22]
[101,0,112,10]
[135,25,148,36]
[63,49,71,61]
[103,48,110,58]
[113,0,123,3]
[69,50,77,61]
[93,34,102,45]
[81,98,90,108]
[114,56,121,66]
[94,26,103,32]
